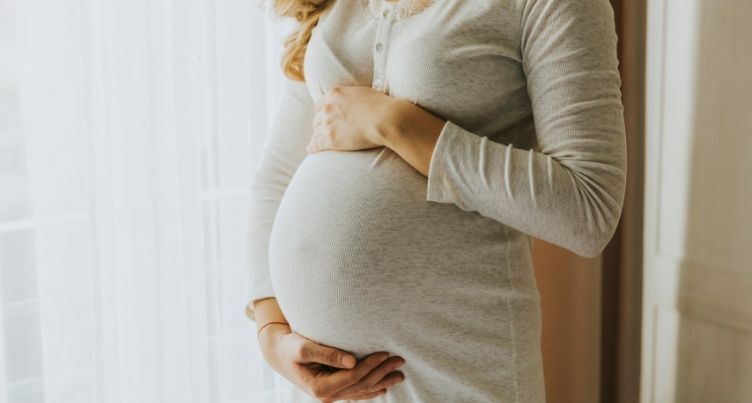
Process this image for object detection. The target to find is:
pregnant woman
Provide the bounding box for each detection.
[245,0,626,401]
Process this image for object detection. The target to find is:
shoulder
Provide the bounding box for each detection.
[519,0,616,23]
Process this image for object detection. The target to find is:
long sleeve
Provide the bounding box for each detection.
[245,78,315,321]
[425,0,627,258]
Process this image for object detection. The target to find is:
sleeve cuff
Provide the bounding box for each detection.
[426,120,460,203]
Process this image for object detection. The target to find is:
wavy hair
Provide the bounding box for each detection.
[270,0,335,82]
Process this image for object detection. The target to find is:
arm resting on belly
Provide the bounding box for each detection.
[246,79,316,321]
[385,0,627,258]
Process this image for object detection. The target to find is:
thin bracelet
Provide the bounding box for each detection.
[257,321,290,339]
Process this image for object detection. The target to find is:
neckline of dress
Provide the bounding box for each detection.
[360,0,437,23]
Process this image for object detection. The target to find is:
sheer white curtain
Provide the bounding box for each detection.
[0,0,294,402]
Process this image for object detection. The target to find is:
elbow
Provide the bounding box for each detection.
[574,204,624,258]
[567,207,621,257]
[571,230,615,258]
[537,199,622,258]
[567,161,626,258]
[569,182,626,258]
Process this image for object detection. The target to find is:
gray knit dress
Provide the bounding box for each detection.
[246,0,627,401]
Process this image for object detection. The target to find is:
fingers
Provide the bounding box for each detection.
[350,388,387,400]
[353,356,405,389]
[327,355,405,400]
[310,101,338,152]
[306,130,331,154]
[308,116,341,153]
[298,351,392,401]
[312,110,335,131]
[310,85,347,148]
[314,351,391,395]
[314,84,345,114]
[336,352,391,385]
[367,369,405,392]
[293,338,357,369]
[312,100,327,126]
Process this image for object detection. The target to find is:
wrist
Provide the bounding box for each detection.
[377,99,413,149]
[258,322,291,347]
[257,323,291,372]
[252,297,287,323]
[258,321,290,337]
[381,101,446,151]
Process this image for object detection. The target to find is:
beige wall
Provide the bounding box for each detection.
[533,240,602,403]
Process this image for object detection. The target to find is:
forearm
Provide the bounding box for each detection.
[380,99,624,258]
[249,297,291,372]
[380,103,446,177]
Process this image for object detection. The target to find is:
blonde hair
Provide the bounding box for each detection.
[271,0,335,82]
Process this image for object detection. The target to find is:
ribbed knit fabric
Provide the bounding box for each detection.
[246,0,626,401]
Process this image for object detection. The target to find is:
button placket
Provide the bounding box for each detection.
[372,2,397,93]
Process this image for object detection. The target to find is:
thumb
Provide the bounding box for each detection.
[298,340,357,369]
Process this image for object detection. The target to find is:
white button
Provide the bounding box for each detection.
[373,77,381,87]
[375,42,383,52]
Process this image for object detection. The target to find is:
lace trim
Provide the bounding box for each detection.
[364,0,436,21]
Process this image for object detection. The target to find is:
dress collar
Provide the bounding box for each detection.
[363,0,436,22]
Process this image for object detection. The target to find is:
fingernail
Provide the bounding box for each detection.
[393,373,405,383]
[342,356,356,367]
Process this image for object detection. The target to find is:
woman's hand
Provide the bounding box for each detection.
[306,84,447,178]
[306,85,409,154]
[258,324,406,402]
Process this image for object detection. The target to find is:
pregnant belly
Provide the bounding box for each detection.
[268,147,510,357]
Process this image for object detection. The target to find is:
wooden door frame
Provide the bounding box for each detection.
[600,1,646,402]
